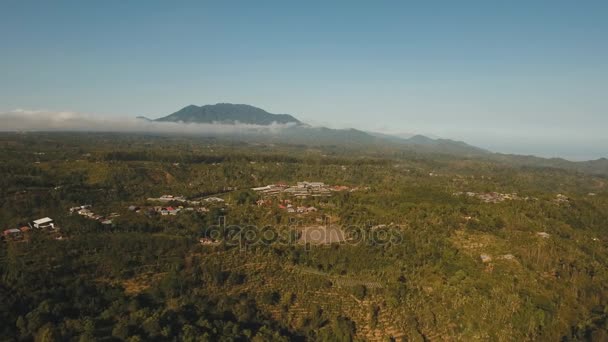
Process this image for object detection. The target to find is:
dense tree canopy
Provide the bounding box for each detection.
[1,132,608,340]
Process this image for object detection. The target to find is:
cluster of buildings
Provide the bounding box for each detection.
[453,191,531,203]
[203,197,225,203]
[256,199,318,214]
[146,195,201,205]
[199,237,220,246]
[281,204,318,214]
[252,182,356,198]
[147,194,225,205]
[136,194,226,216]
[3,226,31,241]
[3,217,57,242]
[123,194,226,218]
[134,205,209,216]
[69,205,118,225]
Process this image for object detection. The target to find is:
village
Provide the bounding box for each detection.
[3,181,365,245]
[252,181,360,198]
[3,184,571,247]
[453,191,538,203]
[256,198,319,214]
[452,191,572,205]
[69,205,119,225]
[2,216,61,242]
[132,194,225,217]
[250,181,361,215]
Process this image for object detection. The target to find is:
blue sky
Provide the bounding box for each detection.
[1,1,607,159]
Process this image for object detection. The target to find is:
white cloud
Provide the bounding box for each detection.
[0,109,296,135]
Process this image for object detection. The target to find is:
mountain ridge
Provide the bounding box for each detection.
[151,103,490,157]
[149,103,607,174]
[155,103,301,125]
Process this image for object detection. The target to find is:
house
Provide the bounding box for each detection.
[78,208,92,216]
[32,217,54,229]
[256,199,267,206]
[70,204,91,214]
[148,195,188,203]
[3,228,22,240]
[204,197,225,203]
[200,237,219,245]
[297,181,325,189]
[537,232,551,238]
[480,254,492,263]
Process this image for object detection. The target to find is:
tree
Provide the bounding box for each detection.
[352,285,367,300]
[35,323,57,342]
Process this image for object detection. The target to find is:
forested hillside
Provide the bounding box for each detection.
[1,132,607,341]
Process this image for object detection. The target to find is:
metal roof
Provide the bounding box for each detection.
[33,217,53,225]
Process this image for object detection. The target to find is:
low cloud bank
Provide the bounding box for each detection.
[0,109,296,135]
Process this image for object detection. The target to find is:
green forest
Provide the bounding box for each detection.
[1,132,608,341]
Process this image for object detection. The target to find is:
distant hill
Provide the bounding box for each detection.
[155,103,301,125]
[369,132,489,157]
[407,134,437,145]
[491,154,608,176]
[150,103,491,157]
[150,103,607,166]
[273,126,382,147]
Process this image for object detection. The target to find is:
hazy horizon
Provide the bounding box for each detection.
[0,106,603,162]
[1,1,607,160]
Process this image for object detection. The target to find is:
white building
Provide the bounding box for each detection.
[32,217,54,229]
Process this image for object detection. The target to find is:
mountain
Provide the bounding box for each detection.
[155,103,301,125]
[369,132,489,157]
[151,103,490,156]
[138,103,608,175]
